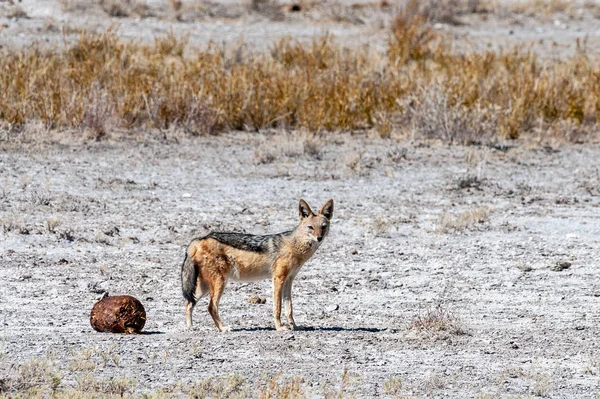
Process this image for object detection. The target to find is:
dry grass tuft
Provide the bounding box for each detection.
[183,375,247,398]
[410,304,467,336]
[99,0,154,18]
[1,16,599,142]
[371,216,391,236]
[383,377,403,395]
[248,0,285,21]
[509,0,574,18]
[455,174,484,190]
[436,206,490,233]
[1,358,62,394]
[406,86,498,144]
[260,376,304,399]
[45,218,61,234]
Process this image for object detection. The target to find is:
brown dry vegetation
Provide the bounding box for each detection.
[409,304,467,337]
[1,1,599,142]
[0,355,348,398]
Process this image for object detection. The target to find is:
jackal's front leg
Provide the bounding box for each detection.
[283,278,297,330]
[272,274,287,331]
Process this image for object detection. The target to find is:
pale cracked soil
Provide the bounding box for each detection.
[1,133,600,397]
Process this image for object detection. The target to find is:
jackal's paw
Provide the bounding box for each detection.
[275,325,289,331]
[219,326,232,332]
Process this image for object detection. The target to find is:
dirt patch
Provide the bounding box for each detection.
[1,134,599,396]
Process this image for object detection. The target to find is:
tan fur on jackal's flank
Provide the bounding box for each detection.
[181,199,333,332]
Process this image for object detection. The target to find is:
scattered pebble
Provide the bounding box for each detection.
[551,261,572,272]
[247,295,266,304]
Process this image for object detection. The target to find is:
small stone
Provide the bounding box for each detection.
[351,249,358,255]
[517,263,533,272]
[326,304,339,312]
[551,261,572,272]
[87,282,106,294]
[182,193,192,198]
[247,295,266,304]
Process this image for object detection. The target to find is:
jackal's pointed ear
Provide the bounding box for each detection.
[319,199,334,220]
[298,199,314,219]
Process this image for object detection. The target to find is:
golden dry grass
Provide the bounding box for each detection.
[0,356,351,398]
[0,2,599,142]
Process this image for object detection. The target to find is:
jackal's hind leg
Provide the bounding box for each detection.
[185,300,194,329]
[208,278,230,332]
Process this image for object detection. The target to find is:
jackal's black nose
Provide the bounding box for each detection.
[317,236,323,242]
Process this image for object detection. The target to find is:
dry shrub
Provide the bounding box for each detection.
[99,0,154,18]
[248,0,285,21]
[420,0,463,24]
[509,0,573,17]
[0,4,28,19]
[0,358,61,394]
[436,207,489,233]
[383,377,402,395]
[1,18,599,142]
[303,134,322,159]
[410,304,467,336]
[259,376,304,399]
[406,86,498,144]
[388,0,439,65]
[183,375,247,398]
[455,174,483,190]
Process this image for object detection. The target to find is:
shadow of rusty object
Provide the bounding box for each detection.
[90,294,146,334]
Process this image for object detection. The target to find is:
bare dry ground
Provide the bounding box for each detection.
[1,0,600,55]
[1,134,600,397]
[1,0,600,397]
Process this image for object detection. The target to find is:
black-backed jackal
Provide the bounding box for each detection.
[181,199,334,331]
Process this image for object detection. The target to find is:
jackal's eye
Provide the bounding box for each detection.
[307,226,314,231]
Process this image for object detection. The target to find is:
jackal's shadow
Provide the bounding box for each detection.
[233,326,385,333]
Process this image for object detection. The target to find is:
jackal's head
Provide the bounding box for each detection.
[297,199,334,246]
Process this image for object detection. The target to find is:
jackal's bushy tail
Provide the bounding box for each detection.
[181,243,198,305]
